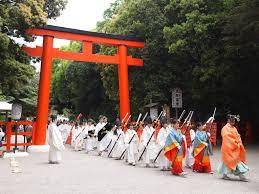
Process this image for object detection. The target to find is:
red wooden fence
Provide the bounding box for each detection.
[0,121,36,151]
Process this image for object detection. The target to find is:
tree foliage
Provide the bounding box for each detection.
[94,0,259,121]
[0,0,67,115]
[51,0,258,126]
[51,42,116,120]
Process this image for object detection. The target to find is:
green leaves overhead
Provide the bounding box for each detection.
[93,0,259,120]
[0,0,67,116]
[51,42,117,120]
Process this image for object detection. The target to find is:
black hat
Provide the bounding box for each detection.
[50,115,57,122]
[146,116,152,124]
[160,118,167,126]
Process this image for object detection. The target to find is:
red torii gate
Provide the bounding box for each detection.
[23,25,145,146]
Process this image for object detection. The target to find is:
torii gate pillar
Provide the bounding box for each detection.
[35,35,54,145]
[118,45,130,119]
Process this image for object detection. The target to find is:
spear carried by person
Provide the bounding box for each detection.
[119,113,148,160]
[65,113,82,145]
[135,113,142,127]
[136,112,148,139]
[120,113,128,132]
[119,131,136,160]
[107,127,121,158]
[205,107,216,154]
[180,111,192,129]
[121,113,128,125]
[138,130,155,162]
[122,115,131,132]
[181,111,194,135]
[178,109,186,122]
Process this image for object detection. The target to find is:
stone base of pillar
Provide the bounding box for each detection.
[27,145,50,153]
[3,150,29,158]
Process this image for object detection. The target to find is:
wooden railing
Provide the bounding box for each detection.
[0,121,36,151]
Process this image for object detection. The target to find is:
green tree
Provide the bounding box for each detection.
[96,0,175,116]
[51,42,116,121]
[96,0,259,122]
[221,0,259,120]
[49,0,259,131]
[0,0,67,104]
[162,0,245,119]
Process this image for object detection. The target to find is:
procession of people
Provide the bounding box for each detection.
[47,110,249,182]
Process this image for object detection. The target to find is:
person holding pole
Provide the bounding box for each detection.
[124,123,139,166]
[192,122,213,174]
[156,120,171,171]
[164,118,187,176]
[108,125,125,158]
[84,119,96,153]
[0,127,5,157]
[140,117,156,167]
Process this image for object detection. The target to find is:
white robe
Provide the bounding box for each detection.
[141,126,156,164]
[72,127,81,148]
[85,124,96,152]
[47,123,65,163]
[94,122,107,136]
[95,122,107,151]
[58,124,66,143]
[185,129,195,167]
[74,126,86,151]
[111,129,125,158]
[98,130,114,153]
[106,132,118,156]
[156,127,171,169]
[125,129,139,164]
[0,130,5,150]
[0,131,5,139]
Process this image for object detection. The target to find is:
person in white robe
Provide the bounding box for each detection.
[47,116,65,164]
[94,116,107,137]
[140,117,156,167]
[95,116,108,153]
[156,122,171,170]
[71,123,80,148]
[124,123,139,166]
[84,119,96,153]
[185,123,196,168]
[0,127,5,140]
[74,123,87,151]
[98,124,114,156]
[110,126,125,158]
[58,122,66,143]
[106,126,118,156]
[0,127,5,156]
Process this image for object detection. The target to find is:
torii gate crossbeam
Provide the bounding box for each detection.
[23,25,145,146]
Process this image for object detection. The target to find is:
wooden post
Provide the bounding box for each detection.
[118,45,130,120]
[34,35,54,145]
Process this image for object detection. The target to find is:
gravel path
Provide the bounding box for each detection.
[1,146,259,194]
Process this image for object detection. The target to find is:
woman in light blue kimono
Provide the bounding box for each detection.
[192,122,213,173]
[164,119,187,176]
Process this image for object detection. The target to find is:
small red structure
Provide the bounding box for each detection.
[23,25,145,146]
[0,121,35,151]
